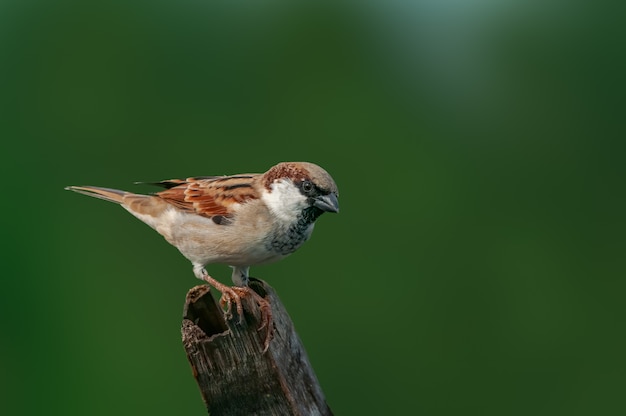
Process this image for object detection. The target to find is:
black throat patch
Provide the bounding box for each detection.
[267,206,323,255]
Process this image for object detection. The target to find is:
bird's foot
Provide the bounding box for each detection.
[221,286,274,352]
[216,285,245,321]
[199,272,273,352]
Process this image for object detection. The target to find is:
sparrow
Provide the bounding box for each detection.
[65,162,339,351]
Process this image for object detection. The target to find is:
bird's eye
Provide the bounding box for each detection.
[301,180,313,194]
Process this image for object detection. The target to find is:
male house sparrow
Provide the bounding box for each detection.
[66,162,339,351]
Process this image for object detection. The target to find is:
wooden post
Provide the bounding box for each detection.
[181,278,333,416]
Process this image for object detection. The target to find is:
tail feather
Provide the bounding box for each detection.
[64,186,127,204]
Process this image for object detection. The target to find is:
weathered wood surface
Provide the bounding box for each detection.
[181,279,333,416]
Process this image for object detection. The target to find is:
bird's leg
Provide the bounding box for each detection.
[195,267,244,320]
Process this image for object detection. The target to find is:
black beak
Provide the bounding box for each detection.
[313,192,339,213]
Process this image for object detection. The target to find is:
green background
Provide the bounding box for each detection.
[1,1,624,415]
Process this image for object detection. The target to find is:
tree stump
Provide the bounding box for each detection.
[181,278,333,416]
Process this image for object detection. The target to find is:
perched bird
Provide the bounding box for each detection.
[65,162,339,351]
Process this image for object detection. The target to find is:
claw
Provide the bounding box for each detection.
[199,271,274,352]
[245,288,273,352]
[217,287,245,323]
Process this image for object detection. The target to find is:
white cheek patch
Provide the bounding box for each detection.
[262,179,307,223]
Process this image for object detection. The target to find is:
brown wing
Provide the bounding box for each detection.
[155,175,260,219]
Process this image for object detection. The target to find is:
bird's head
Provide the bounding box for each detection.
[262,162,339,223]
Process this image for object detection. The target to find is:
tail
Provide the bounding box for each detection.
[64,185,128,204]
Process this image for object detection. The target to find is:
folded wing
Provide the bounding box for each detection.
[156,175,261,219]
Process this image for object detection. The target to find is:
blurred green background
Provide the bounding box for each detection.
[1,1,624,415]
